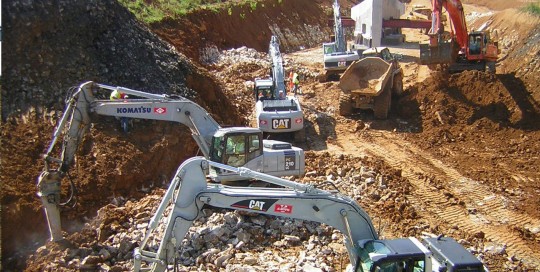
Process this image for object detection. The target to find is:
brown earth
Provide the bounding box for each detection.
[2,0,540,271]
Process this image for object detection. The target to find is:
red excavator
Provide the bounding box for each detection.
[419,0,499,73]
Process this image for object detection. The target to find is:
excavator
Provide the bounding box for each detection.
[133,157,487,272]
[419,0,499,73]
[322,0,360,81]
[37,81,305,242]
[253,36,305,142]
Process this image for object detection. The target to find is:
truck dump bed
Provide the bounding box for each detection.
[338,57,392,96]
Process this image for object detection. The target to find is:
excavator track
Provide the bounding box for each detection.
[330,127,540,269]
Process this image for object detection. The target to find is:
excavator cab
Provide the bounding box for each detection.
[254,78,274,101]
[468,34,483,56]
[467,31,498,62]
[355,239,426,272]
[209,128,263,172]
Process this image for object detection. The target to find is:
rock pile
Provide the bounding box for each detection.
[2,0,201,120]
[25,151,529,271]
[25,152,398,271]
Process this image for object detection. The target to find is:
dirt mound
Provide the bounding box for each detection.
[396,70,540,218]
[403,70,533,127]
[1,0,235,120]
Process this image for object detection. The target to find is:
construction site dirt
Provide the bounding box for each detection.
[1,0,540,271]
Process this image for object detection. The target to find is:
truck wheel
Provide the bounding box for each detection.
[487,62,496,74]
[392,73,404,96]
[374,86,391,119]
[338,92,353,116]
[294,128,306,143]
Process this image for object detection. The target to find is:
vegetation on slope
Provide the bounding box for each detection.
[522,1,540,16]
[117,0,268,23]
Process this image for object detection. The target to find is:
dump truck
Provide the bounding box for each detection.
[338,47,403,119]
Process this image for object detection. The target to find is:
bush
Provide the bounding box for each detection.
[521,2,540,16]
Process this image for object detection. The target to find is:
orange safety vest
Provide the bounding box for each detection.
[288,71,294,90]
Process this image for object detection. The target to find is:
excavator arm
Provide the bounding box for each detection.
[429,0,468,50]
[38,81,221,242]
[420,0,467,65]
[134,157,487,272]
[44,81,220,167]
[133,157,378,272]
[333,0,346,53]
[268,36,287,96]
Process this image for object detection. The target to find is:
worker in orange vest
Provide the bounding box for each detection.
[288,71,294,92]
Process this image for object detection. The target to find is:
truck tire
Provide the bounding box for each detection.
[374,86,391,119]
[392,73,404,96]
[487,62,496,74]
[338,92,353,116]
[294,128,306,143]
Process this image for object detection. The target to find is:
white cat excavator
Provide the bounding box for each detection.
[322,0,360,82]
[134,157,487,272]
[253,36,305,142]
[37,81,305,242]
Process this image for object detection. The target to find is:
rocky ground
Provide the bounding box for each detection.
[2,0,540,271]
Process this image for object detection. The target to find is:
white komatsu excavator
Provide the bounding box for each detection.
[37,81,305,242]
[134,157,487,272]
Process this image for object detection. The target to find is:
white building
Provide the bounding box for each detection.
[351,0,406,48]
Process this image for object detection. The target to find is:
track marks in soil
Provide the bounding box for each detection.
[329,124,540,269]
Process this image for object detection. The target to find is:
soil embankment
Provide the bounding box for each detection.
[150,0,334,63]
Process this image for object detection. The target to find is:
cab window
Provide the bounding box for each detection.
[210,136,224,162]
[356,241,391,272]
[324,44,335,54]
[373,259,425,272]
[224,135,246,167]
[381,49,392,61]
[226,135,245,155]
[247,134,262,161]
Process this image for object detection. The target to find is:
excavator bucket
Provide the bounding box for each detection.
[339,57,392,96]
[419,40,459,65]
